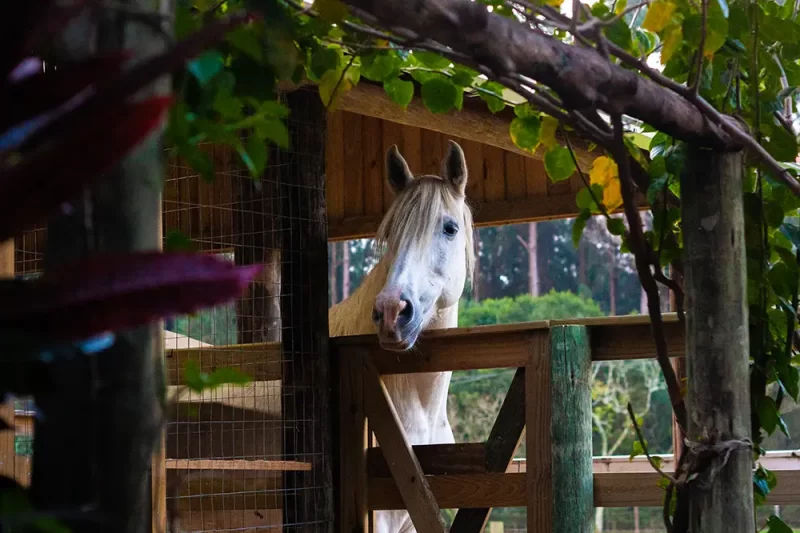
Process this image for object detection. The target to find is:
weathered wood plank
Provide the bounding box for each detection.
[461,137,485,205]
[166,459,311,471]
[504,152,527,199]
[483,145,506,202]
[0,240,15,482]
[362,116,384,216]
[363,357,445,533]
[325,111,346,220]
[450,368,526,533]
[339,350,368,533]
[381,120,404,210]
[368,443,486,478]
[549,326,593,533]
[165,342,282,385]
[343,112,364,218]
[421,129,444,176]
[682,148,753,532]
[526,327,551,533]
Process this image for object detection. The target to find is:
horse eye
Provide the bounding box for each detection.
[443,221,459,237]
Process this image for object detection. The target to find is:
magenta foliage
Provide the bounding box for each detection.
[0,252,263,342]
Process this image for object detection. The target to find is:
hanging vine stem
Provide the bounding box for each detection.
[611,114,688,432]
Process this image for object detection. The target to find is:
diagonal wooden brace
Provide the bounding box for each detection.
[363,355,446,533]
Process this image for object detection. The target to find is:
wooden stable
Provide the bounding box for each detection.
[1,78,795,533]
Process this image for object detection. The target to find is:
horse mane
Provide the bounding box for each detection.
[374,175,475,285]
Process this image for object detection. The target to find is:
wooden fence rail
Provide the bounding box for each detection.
[333,315,800,533]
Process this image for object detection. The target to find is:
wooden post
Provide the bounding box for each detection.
[338,350,368,533]
[527,327,592,533]
[280,87,333,533]
[0,240,15,482]
[30,5,170,532]
[681,148,753,532]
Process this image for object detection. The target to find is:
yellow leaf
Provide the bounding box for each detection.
[660,23,683,65]
[539,115,559,149]
[642,0,677,33]
[589,156,618,187]
[615,0,628,16]
[319,69,353,110]
[314,0,348,23]
[603,176,623,212]
[545,0,564,7]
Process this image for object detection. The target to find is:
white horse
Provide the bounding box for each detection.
[329,140,474,533]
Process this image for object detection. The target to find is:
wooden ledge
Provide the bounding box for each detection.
[166,459,310,472]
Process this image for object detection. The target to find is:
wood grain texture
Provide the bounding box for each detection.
[460,137,485,206]
[339,350,368,533]
[421,129,444,175]
[526,328,551,533]
[343,112,365,217]
[362,116,384,216]
[0,240,14,482]
[504,152,527,199]
[681,148,753,533]
[164,342,282,385]
[549,326,593,533]
[334,82,596,172]
[450,368,526,533]
[381,120,404,210]
[325,111,346,220]
[331,315,683,374]
[483,145,506,202]
[166,459,311,471]
[368,443,485,478]
[363,357,445,533]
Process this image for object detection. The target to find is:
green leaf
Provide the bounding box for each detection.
[765,125,799,162]
[514,103,538,119]
[607,217,627,236]
[510,116,542,152]
[361,51,402,82]
[781,218,800,247]
[758,395,780,435]
[183,360,253,393]
[254,118,289,149]
[683,1,729,56]
[240,135,268,179]
[179,142,215,183]
[421,77,459,113]
[384,77,415,109]
[572,209,591,248]
[716,0,729,18]
[413,50,452,69]
[543,145,576,182]
[478,81,507,113]
[576,184,605,213]
[188,50,224,86]
[226,25,264,63]
[629,439,645,460]
[451,67,477,87]
[766,515,794,533]
[164,229,198,252]
[605,18,634,51]
[318,64,359,109]
[309,47,341,81]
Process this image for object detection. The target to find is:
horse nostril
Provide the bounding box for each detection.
[372,308,382,323]
[398,298,414,325]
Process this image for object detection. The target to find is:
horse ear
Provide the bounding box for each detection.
[441,140,467,196]
[386,145,414,194]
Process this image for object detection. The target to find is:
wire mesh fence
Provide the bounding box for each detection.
[9,87,333,533]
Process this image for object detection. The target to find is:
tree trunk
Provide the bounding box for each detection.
[640,288,648,315]
[31,5,170,532]
[634,506,640,533]
[578,237,587,289]
[528,222,539,297]
[680,148,753,533]
[342,241,350,299]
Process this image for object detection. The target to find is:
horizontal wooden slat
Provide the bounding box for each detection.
[332,314,684,374]
[166,459,310,471]
[369,468,800,510]
[168,470,283,511]
[165,342,282,385]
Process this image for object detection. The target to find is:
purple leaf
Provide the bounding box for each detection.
[0,252,262,342]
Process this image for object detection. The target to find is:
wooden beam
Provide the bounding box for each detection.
[450,368,526,533]
[0,240,14,482]
[368,469,800,509]
[338,350,368,533]
[363,357,445,533]
[165,459,311,471]
[165,342,282,385]
[368,443,487,478]
[331,314,684,375]
[336,82,597,173]
[328,190,650,242]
